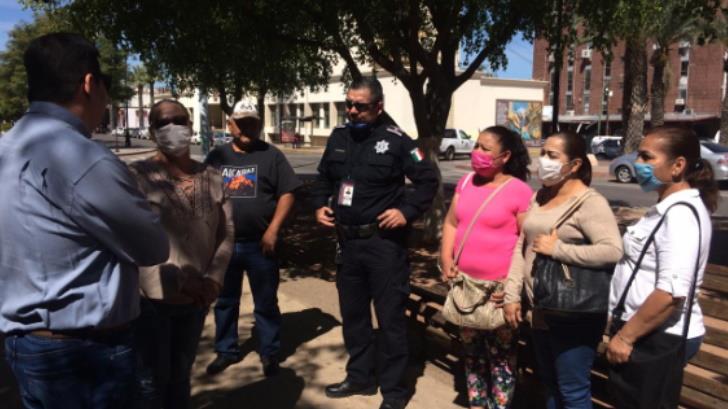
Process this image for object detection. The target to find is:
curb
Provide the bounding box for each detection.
[115,148,157,157]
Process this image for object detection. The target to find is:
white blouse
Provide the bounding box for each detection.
[609,189,712,339]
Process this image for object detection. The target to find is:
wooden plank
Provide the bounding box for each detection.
[689,343,728,377]
[702,274,728,294]
[700,294,728,321]
[706,264,728,278]
[683,365,728,402]
[704,316,728,350]
[680,385,728,409]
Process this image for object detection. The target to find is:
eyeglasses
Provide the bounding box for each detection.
[155,115,189,128]
[345,99,376,112]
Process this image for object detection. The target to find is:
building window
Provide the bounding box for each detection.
[267,104,279,128]
[604,60,611,78]
[680,60,689,77]
[566,94,574,111]
[321,103,331,128]
[335,102,347,126]
[583,93,590,114]
[567,70,574,92]
[584,66,592,93]
[549,67,556,106]
[679,88,687,100]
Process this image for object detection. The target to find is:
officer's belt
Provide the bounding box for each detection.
[335,222,379,240]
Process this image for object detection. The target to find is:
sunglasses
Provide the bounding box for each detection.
[345,99,376,112]
[155,115,189,128]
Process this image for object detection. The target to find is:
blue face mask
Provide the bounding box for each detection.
[633,162,665,192]
[347,121,371,130]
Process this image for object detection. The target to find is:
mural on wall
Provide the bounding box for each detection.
[495,100,543,141]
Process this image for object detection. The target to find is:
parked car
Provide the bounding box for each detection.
[212,131,233,146]
[609,141,728,183]
[593,139,623,160]
[439,128,475,161]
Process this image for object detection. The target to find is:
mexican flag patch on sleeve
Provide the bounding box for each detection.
[410,148,424,162]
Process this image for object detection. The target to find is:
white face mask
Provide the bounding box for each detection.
[538,156,568,186]
[154,124,191,157]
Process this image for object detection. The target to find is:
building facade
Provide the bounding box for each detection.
[532,38,727,135]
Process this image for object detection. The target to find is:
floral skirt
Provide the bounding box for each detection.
[460,326,518,409]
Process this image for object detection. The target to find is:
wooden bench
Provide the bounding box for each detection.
[406,263,728,409]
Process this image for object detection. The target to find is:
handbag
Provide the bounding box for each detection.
[531,189,614,315]
[608,202,702,409]
[441,176,511,330]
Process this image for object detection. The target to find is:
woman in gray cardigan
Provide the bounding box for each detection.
[504,131,623,409]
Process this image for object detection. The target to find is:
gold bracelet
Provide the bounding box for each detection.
[616,333,633,346]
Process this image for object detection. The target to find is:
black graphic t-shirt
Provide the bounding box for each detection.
[205,141,301,240]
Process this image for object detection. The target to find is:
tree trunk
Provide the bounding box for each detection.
[412,82,452,243]
[137,84,144,128]
[721,85,728,145]
[551,48,563,134]
[623,39,648,153]
[257,87,267,141]
[149,81,155,105]
[650,46,669,128]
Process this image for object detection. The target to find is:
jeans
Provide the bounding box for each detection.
[532,316,605,409]
[4,329,135,409]
[214,240,281,360]
[134,299,207,409]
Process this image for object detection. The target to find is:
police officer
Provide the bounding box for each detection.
[312,78,438,409]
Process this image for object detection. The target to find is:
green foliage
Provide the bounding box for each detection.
[0,7,133,121]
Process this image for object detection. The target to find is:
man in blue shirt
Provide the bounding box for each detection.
[0,33,169,409]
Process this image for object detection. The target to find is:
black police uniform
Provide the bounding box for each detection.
[312,119,438,399]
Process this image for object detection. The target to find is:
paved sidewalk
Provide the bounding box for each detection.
[190,278,464,409]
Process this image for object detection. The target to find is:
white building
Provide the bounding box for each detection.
[123,62,547,146]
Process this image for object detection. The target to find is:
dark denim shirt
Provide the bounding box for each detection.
[0,102,169,332]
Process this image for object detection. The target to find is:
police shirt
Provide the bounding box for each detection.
[311,120,438,226]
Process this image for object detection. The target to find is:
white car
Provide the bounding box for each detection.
[439,128,475,161]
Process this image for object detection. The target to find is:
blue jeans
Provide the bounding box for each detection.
[532,316,605,409]
[4,329,135,409]
[134,299,207,409]
[214,240,281,360]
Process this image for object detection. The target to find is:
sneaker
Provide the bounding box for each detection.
[206,354,242,375]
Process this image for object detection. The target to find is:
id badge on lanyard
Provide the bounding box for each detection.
[338,179,355,207]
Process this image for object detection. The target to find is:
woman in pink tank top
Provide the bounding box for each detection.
[440,126,533,409]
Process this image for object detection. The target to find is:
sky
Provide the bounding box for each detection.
[0,1,534,80]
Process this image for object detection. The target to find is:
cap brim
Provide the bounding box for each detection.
[231,112,261,121]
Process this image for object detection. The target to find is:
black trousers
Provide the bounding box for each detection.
[336,233,410,399]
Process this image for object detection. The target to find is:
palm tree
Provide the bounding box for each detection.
[649,0,711,128]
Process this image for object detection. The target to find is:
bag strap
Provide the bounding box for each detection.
[453,177,513,266]
[551,188,594,230]
[612,202,702,340]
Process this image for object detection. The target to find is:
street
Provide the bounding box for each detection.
[95,133,728,218]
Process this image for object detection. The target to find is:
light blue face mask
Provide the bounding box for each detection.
[633,162,665,192]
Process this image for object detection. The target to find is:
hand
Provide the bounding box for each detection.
[200,277,222,307]
[440,258,458,281]
[533,228,559,256]
[316,206,335,228]
[180,276,207,306]
[503,302,522,329]
[261,228,278,256]
[489,291,505,309]
[377,208,407,229]
[606,333,634,365]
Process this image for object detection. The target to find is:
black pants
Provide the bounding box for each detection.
[336,233,410,400]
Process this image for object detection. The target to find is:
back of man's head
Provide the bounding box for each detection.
[24,32,101,104]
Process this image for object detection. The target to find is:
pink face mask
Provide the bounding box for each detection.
[471,150,501,177]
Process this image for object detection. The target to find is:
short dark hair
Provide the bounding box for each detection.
[148,99,189,128]
[24,32,104,104]
[482,126,531,181]
[551,131,592,186]
[349,77,383,103]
